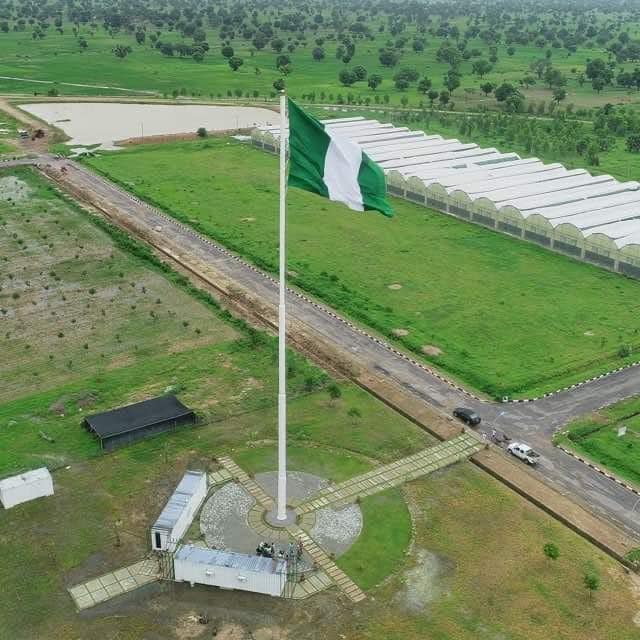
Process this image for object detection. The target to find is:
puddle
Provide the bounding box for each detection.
[19,102,280,149]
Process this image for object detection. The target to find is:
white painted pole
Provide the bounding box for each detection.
[276,91,288,521]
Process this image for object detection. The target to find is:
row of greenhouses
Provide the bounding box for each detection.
[252,116,640,278]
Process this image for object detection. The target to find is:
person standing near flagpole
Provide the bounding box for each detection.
[274,93,392,522]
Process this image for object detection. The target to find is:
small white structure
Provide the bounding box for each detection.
[0,467,54,509]
[174,545,287,597]
[151,470,207,552]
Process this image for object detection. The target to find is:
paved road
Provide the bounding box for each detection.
[10,155,640,541]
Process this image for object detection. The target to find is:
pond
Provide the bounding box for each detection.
[19,102,279,150]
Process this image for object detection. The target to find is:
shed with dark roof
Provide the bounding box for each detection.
[83,395,196,451]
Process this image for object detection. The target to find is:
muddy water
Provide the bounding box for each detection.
[19,102,279,149]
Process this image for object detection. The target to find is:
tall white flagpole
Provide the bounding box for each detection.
[276,91,288,521]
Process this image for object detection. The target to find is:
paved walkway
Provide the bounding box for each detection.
[218,455,274,510]
[296,432,482,515]
[286,526,366,603]
[208,468,233,486]
[68,557,160,611]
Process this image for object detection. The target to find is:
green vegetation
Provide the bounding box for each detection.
[87,139,640,398]
[556,395,640,487]
[337,489,411,591]
[357,463,639,640]
[0,0,640,115]
[0,165,637,640]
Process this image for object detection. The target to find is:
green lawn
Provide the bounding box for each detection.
[86,139,640,398]
[556,395,640,487]
[0,17,638,113]
[356,463,640,640]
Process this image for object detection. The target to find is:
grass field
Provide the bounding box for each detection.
[354,463,640,640]
[86,139,640,398]
[0,163,638,639]
[556,395,640,488]
[0,18,639,113]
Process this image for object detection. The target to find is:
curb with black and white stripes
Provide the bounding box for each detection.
[556,445,640,496]
[502,361,640,404]
[59,160,640,408]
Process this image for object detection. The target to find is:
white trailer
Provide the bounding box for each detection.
[174,545,287,597]
[150,470,207,552]
[0,467,54,509]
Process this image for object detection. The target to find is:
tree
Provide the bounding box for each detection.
[427,89,439,106]
[368,74,383,90]
[438,90,450,107]
[494,82,517,102]
[552,87,567,104]
[395,77,409,90]
[507,46,516,56]
[480,82,494,96]
[379,48,399,67]
[543,543,560,560]
[445,69,461,94]
[472,59,493,78]
[339,69,356,86]
[586,58,613,84]
[353,65,367,81]
[273,78,285,92]
[592,76,605,93]
[221,45,234,59]
[327,383,342,403]
[271,38,284,53]
[312,47,325,61]
[544,67,566,89]
[196,127,207,138]
[228,56,244,71]
[112,45,131,59]
[627,134,640,153]
[583,572,600,598]
[417,77,432,94]
[135,29,146,45]
[78,37,88,50]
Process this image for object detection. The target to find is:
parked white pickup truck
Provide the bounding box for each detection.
[507,442,540,466]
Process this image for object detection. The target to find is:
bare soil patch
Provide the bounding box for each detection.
[421,344,443,357]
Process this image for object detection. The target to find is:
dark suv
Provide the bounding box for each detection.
[453,407,481,426]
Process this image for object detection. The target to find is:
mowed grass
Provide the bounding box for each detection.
[355,463,640,640]
[556,395,640,487]
[87,139,640,398]
[0,18,639,111]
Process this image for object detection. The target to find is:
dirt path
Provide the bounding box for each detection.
[0,75,156,95]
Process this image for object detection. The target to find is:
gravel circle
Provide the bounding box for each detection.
[311,503,363,557]
[199,483,255,549]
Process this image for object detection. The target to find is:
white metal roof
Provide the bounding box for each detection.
[0,467,51,490]
[253,115,640,248]
[152,470,205,532]
[175,545,288,575]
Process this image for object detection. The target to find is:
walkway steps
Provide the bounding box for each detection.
[218,455,275,510]
[68,557,160,611]
[296,433,482,515]
[286,526,366,603]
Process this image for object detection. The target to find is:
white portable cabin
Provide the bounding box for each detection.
[0,467,54,509]
[151,470,207,552]
[174,545,287,597]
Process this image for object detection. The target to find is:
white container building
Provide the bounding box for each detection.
[0,467,54,509]
[151,470,207,552]
[174,545,288,597]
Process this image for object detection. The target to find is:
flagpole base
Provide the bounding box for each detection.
[264,506,297,528]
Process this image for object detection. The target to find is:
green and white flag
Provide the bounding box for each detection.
[287,99,393,217]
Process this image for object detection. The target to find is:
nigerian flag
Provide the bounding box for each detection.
[287,99,393,217]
